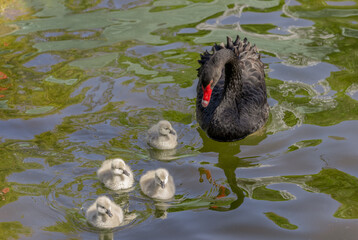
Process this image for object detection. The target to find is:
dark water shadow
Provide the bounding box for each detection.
[197,127,268,211]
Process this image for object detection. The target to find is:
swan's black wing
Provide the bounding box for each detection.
[236,39,269,134]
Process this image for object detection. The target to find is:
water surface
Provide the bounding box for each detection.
[0,0,358,239]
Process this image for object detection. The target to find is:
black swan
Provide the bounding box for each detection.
[196,35,269,142]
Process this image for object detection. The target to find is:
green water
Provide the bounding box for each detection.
[0,0,358,239]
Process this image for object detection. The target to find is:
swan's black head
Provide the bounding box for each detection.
[199,49,233,108]
[200,61,222,108]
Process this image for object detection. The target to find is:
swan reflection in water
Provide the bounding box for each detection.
[197,126,268,211]
[195,34,270,206]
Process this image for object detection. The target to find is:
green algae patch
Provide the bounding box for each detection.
[265,212,298,230]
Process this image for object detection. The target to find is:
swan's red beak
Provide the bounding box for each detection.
[201,84,212,108]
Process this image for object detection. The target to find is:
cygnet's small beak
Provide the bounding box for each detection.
[106,209,113,218]
[123,169,130,176]
[169,129,176,135]
[160,182,165,189]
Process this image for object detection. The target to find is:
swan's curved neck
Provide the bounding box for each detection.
[210,49,242,93]
[210,49,242,104]
[223,58,242,97]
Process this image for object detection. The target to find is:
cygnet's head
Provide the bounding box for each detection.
[111,159,130,176]
[154,168,169,189]
[96,196,113,217]
[158,120,176,137]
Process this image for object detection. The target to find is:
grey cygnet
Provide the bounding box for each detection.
[147,120,177,150]
[97,158,134,190]
[86,196,123,229]
[140,168,175,200]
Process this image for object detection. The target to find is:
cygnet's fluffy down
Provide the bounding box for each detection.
[140,168,175,200]
[147,120,177,150]
[86,196,123,229]
[97,158,134,190]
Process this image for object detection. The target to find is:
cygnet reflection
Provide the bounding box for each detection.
[148,148,177,161]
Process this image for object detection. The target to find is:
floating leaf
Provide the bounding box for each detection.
[0,95,5,98]
[0,24,18,37]
[328,136,346,141]
[0,100,8,109]
[0,87,8,91]
[265,212,298,230]
[0,221,32,238]
[146,76,174,83]
[45,76,77,86]
[287,139,323,152]
[124,61,158,76]
[69,53,118,70]
[25,106,54,115]
[342,27,358,38]
[283,110,299,127]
